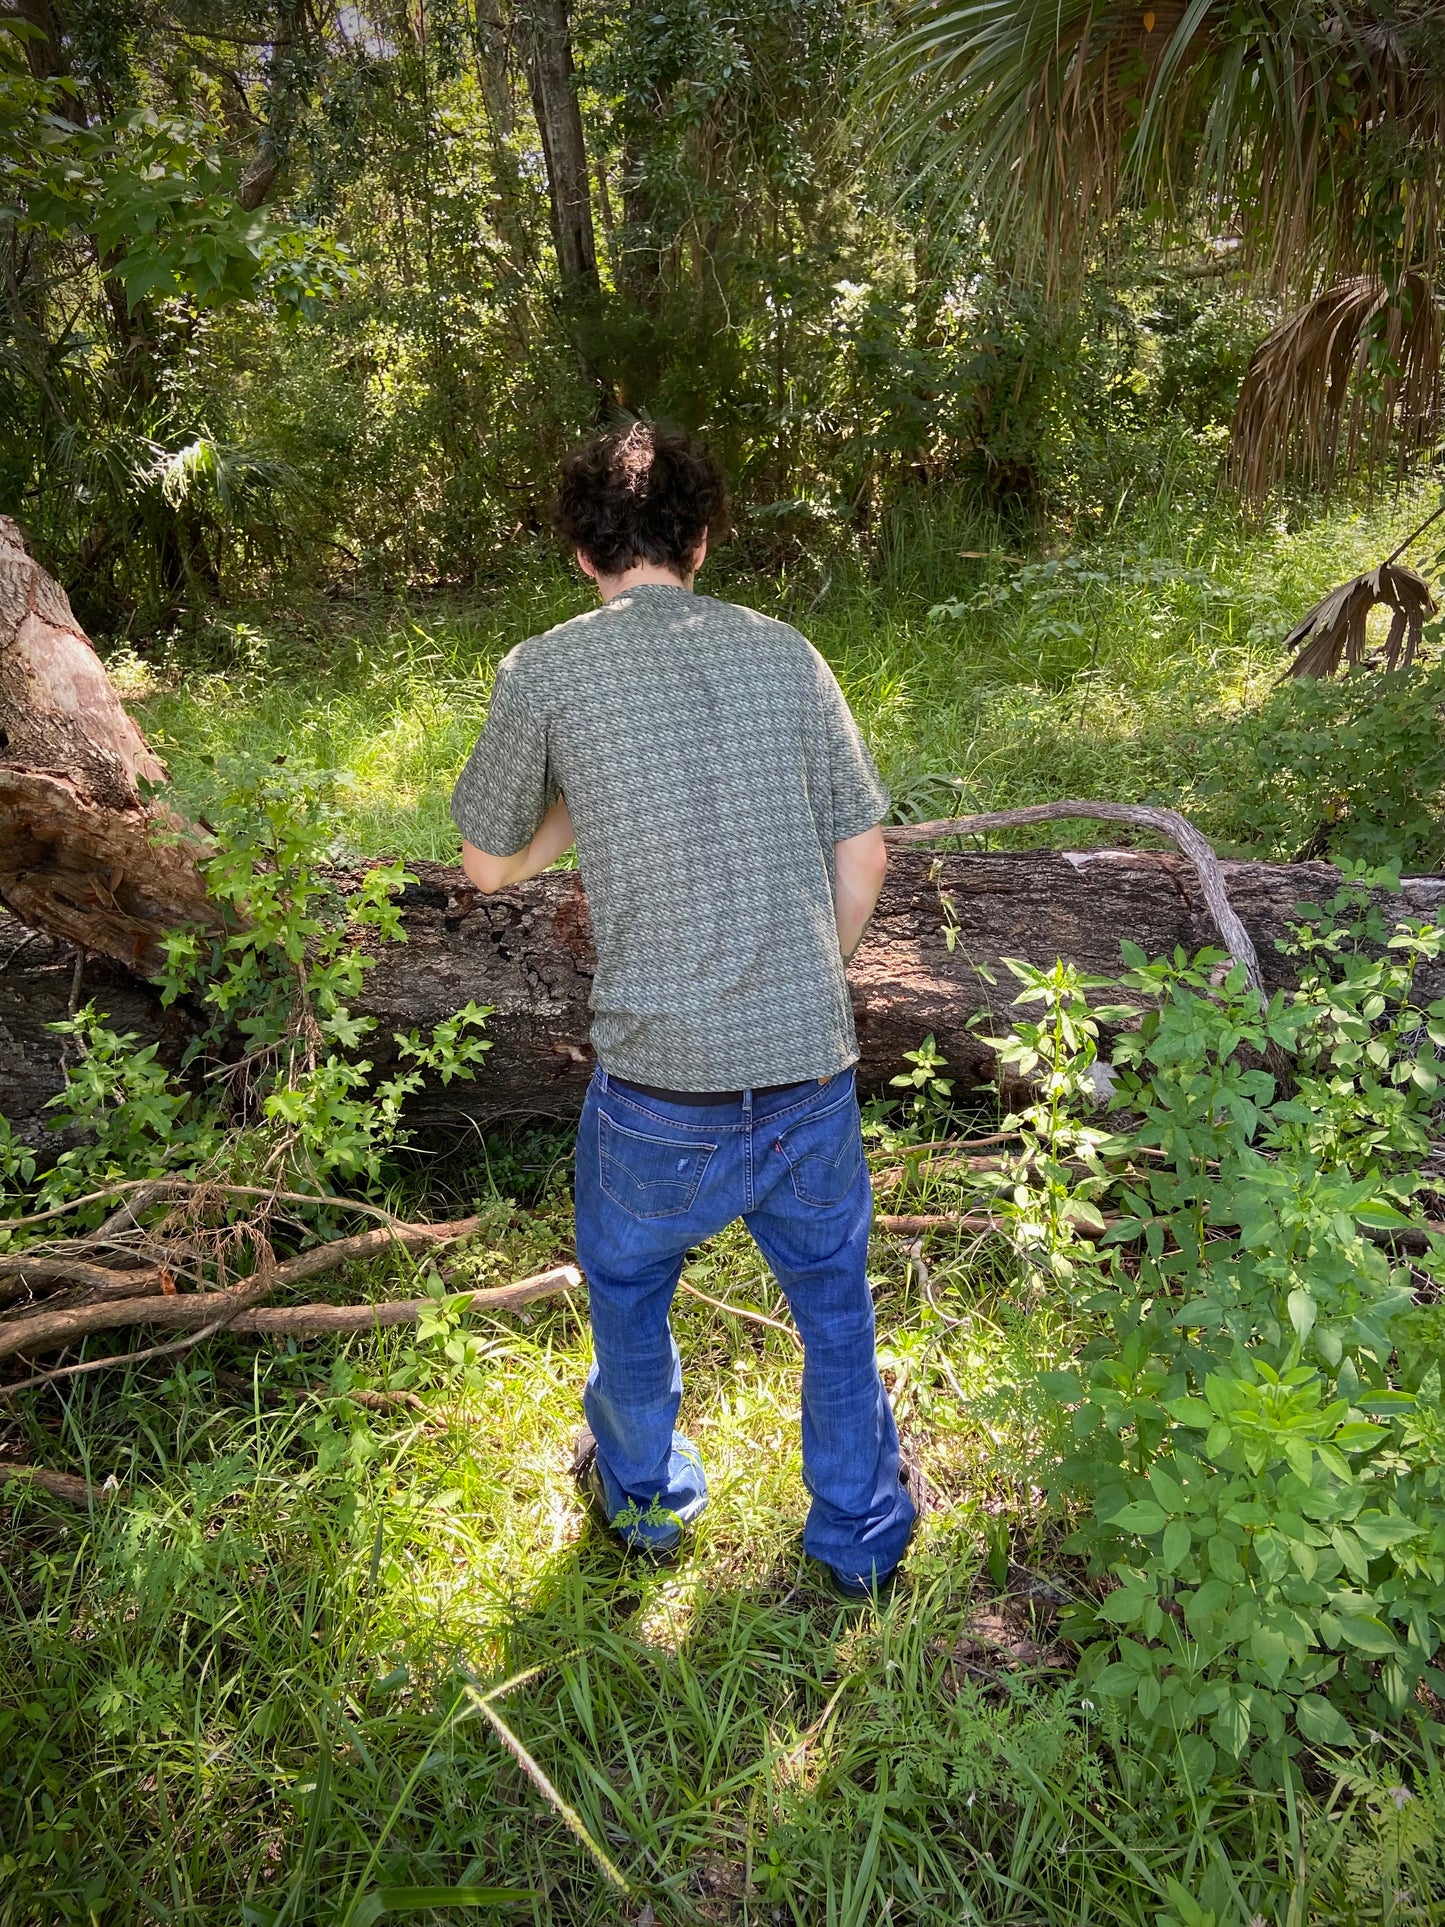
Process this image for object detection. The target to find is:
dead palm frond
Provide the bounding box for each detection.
[1279,500,1443,679]
[1229,272,1443,502]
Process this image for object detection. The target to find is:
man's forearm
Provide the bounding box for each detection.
[461,797,575,893]
[834,826,888,960]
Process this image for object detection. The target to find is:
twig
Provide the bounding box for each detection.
[0,1259,580,1395]
[0,1216,483,1364]
[877,1213,1000,1234]
[1,1178,438,1235]
[677,1278,802,1350]
[868,1132,1021,1162]
[0,1461,114,1507]
[0,1319,235,1397]
[0,929,41,974]
[227,1262,581,1336]
[886,800,1264,993]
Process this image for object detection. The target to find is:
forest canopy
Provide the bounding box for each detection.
[10,0,1420,636]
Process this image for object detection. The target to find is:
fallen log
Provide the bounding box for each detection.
[4,519,1445,1140]
[0,1461,112,1506]
[6,849,1445,1142]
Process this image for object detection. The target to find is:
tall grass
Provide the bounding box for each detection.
[3,1152,1436,1922]
[117,486,1439,862]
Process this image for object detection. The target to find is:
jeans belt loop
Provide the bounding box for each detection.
[599,1068,609,1094]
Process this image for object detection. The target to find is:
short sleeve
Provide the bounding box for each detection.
[813,655,890,839]
[450,654,558,856]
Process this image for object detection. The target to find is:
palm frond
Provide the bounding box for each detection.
[873,0,1445,293]
[1280,558,1438,680]
[1230,272,1443,501]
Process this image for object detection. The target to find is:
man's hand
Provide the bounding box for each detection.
[461,796,575,893]
[834,825,888,961]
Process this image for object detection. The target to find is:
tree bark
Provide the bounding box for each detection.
[0,516,215,972]
[7,845,1444,1144]
[517,0,601,304]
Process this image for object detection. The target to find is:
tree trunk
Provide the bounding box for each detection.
[0,516,214,973]
[7,846,1444,1144]
[517,0,601,304]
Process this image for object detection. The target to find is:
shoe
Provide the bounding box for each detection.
[819,1559,902,1603]
[816,1450,923,1604]
[571,1427,683,1556]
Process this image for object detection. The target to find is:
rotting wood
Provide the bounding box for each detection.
[0,517,213,972]
[0,1461,112,1506]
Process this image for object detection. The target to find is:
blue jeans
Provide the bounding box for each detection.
[574,1067,915,1580]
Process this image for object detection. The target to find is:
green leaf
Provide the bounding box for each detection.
[1040,1371,1083,1400]
[1287,1287,1317,1341]
[1161,1519,1192,1572]
[1294,1695,1354,1750]
[1335,1614,1399,1656]
[1351,1510,1421,1551]
[1165,1397,1211,1428]
[1106,1500,1168,1535]
[1211,1694,1250,1759]
[1148,1464,1187,1512]
[1177,1733,1216,1788]
[1334,1423,1388,1453]
[1184,1580,1231,1628]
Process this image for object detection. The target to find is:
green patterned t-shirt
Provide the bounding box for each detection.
[450,582,889,1090]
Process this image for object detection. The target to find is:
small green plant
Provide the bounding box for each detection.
[889,1034,956,1136]
[981,959,1136,1278]
[7,760,492,1215]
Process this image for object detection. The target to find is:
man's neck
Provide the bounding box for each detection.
[593,564,693,604]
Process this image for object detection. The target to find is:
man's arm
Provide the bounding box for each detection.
[461,796,575,894]
[834,825,888,960]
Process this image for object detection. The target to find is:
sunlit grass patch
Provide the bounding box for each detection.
[6,1176,1435,1922]
[126,485,1437,868]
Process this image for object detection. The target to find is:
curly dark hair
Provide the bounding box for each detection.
[554,421,730,578]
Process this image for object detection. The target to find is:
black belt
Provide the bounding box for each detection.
[609,1075,825,1108]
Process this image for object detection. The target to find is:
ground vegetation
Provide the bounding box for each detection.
[6,0,1445,1920]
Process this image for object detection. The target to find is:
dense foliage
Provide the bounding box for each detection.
[972,879,1445,1782]
[3,0,1311,639]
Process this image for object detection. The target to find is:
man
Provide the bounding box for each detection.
[450,421,915,1599]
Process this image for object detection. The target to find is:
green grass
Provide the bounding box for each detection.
[3,1143,1440,1924]
[8,486,1445,1922]
[116,487,1439,863]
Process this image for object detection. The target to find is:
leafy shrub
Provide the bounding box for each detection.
[993,878,1445,1782]
[1196,660,1445,870]
[7,761,491,1216]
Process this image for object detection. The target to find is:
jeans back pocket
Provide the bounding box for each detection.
[599,1111,718,1220]
[775,1089,862,1208]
